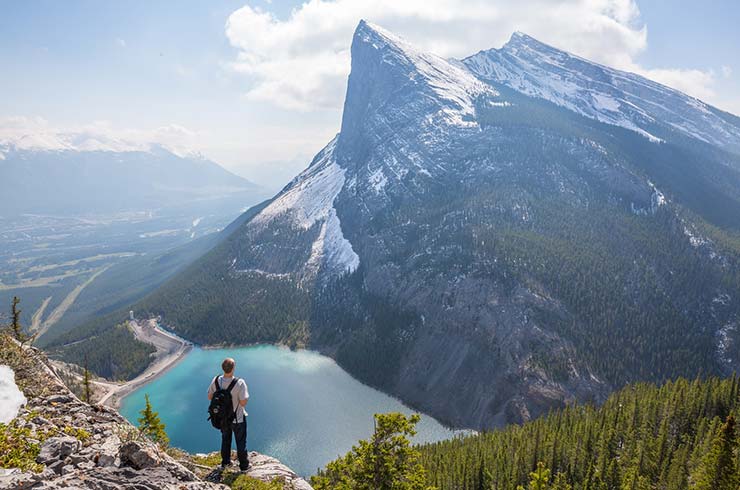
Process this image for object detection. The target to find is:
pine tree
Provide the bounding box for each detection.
[11,296,22,341]
[137,394,169,447]
[477,458,493,490]
[519,462,551,490]
[690,414,739,490]
[551,473,572,490]
[82,358,92,404]
[311,413,433,490]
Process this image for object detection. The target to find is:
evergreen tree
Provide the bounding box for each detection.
[551,473,572,490]
[311,413,432,490]
[476,458,492,490]
[11,296,22,341]
[137,394,169,447]
[521,462,551,490]
[690,414,739,490]
[82,358,92,404]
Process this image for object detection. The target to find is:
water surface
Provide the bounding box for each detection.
[120,345,461,476]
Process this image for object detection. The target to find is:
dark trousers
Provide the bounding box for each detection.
[220,420,248,469]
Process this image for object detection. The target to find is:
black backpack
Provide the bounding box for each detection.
[207,376,238,430]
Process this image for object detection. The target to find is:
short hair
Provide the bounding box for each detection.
[222,358,235,373]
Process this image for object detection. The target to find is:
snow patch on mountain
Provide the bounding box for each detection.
[358,21,496,129]
[464,32,740,150]
[368,167,388,193]
[252,137,359,275]
[631,181,666,216]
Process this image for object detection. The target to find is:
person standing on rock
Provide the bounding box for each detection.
[207,357,250,471]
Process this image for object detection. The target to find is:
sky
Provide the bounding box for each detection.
[1,0,739,190]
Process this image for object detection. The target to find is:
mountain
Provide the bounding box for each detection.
[0,145,260,216]
[464,32,740,154]
[64,22,740,429]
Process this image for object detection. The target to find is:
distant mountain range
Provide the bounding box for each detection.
[0,145,260,216]
[54,21,740,429]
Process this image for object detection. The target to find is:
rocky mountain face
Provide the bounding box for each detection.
[0,336,312,490]
[129,21,740,430]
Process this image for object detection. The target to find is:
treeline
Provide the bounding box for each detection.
[418,375,740,489]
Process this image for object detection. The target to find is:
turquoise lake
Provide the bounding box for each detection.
[119,345,462,476]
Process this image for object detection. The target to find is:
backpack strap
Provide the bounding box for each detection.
[226,378,238,393]
[213,375,221,391]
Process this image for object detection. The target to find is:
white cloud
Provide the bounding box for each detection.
[224,0,722,111]
[0,116,202,158]
[635,67,717,101]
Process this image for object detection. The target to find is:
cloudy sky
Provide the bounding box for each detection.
[2,0,739,190]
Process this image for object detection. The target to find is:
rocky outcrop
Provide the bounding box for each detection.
[199,452,313,490]
[0,338,313,490]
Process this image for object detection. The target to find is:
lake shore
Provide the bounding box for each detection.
[96,318,192,408]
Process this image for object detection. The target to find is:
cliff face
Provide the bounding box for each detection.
[0,335,312,490]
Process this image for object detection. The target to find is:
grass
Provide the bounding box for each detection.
[224,473,285,490]
[0,423,44,472]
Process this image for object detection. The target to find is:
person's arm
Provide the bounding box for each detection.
[207,378,216,400]
[239,381,249,407]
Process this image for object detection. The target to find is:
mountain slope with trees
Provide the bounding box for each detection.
[418,375,740,490]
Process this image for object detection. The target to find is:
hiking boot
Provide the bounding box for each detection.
[239,462,251,472]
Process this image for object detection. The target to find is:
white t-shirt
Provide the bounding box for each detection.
[208,375,249,423]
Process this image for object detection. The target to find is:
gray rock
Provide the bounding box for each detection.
[46,394,73,404]
[36,436,81,464]
[92,434,121,467]
[76,460,96,471]
[61,464,76,475]
[119,441,160,469]
[48,459,66,474]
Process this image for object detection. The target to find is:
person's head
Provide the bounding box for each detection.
[222,358,235,375]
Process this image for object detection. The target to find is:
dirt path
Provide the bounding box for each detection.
[96,318,192,408]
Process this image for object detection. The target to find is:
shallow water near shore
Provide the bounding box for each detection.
[119,345,462,476]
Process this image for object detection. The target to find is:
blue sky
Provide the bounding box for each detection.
[1,1,738,189]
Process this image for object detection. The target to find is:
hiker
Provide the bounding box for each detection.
[207,357,250,471]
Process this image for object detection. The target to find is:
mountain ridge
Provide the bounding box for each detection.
[464,31,740,152]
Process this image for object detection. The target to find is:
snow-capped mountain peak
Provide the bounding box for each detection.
[351,20,495,126]
[464,32,740,152]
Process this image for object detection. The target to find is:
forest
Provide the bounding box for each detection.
[417,375,740,489]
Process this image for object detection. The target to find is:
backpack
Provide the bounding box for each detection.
[207,376,238,430]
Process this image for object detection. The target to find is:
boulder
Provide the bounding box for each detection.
[92,434,121,467]
[46,394,73,404]
[119,441,160,469]
[36,436,81,464]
